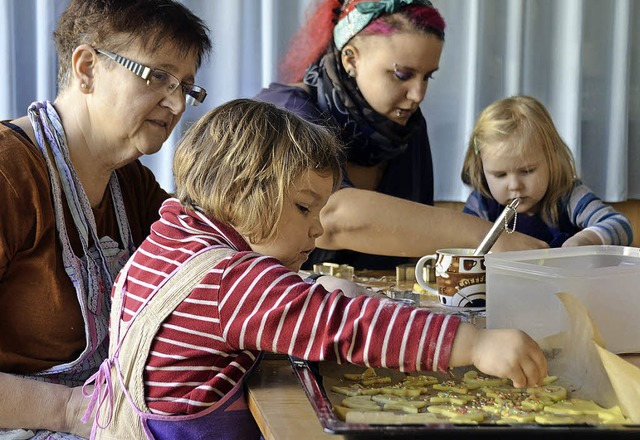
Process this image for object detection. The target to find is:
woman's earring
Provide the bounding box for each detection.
[348,69,356,78]
[81,83,87,89]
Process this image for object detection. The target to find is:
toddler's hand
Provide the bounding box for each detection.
[471,328,547,388]
[562,229,602,247]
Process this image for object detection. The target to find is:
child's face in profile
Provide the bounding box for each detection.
[248,169,334,272]
[481,146,549,215]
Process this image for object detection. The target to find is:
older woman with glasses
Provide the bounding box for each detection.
[0,0,211,438]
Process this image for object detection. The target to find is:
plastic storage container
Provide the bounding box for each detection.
[485,245,640,354]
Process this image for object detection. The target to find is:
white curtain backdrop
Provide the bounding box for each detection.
[1,0,638,202]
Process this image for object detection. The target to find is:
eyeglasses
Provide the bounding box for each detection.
[96,49,207,106]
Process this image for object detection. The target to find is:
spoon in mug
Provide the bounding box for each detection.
[473,198,521,256]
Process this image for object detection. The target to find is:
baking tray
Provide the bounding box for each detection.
[289,356,640,439]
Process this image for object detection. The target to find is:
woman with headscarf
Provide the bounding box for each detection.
[255,0,548,271]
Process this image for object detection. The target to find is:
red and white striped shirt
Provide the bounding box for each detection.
[115,199,461,415]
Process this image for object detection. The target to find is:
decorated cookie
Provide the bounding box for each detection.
[402,374,439,387]
[371,394,426,409]
[545,399,629,424]
[331,385,363,397]
[526,384,567,402]
[534,413,581,425]
[433,380,469,394]
[341,395,382,411]
[429,391,477,406]
[330,367,630,427]
[427,404,487,423]
[462,370,508,389]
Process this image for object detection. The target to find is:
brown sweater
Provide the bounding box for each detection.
[0,122,170,373]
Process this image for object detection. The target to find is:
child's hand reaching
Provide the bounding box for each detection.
[449,324,548,388]
[562,229,603,247]
[315,275,387,299]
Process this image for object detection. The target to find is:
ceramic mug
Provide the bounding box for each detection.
[414,248,486,307]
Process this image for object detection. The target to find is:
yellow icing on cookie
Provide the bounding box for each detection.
[545,398,606,415]
[333,405,352,421]
[344,367,377,381]
[598,406,630,425]
[526,384,567,402]
[382,402,421,414]
[427,404,486,423]
[462,370,508,389]
[482,386,527,399]
[341,395,382,411]
[377,385,423,397]
[331,385,363,396]
[359,387,384,395]
[497,407,538,423]
[345,411,445,425]
[545,399,630,424]
[534,413,580,425]
[371,394,425,407]
[429,391,477,405]
[361,376,393,386]
[520,395,554,411]
[402,374,439,387]
[433,380,469,394]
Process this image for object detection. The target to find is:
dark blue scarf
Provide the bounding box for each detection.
[303,47,421,167]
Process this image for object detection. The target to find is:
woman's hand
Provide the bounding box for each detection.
[492,232,549,252]
[0,373,92,438]
[64,384,92,438]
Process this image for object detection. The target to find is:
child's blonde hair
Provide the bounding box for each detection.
[173,98,343,243]
[461,95,577,226]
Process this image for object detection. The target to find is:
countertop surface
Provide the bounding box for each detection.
[246,356,345,440]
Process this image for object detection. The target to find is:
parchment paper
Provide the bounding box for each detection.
[545,292,640,423]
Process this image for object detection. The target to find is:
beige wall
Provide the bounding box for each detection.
[435,200,640,248]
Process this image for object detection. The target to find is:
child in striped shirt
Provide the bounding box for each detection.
[85,98,547,439]
[461,95,633,247]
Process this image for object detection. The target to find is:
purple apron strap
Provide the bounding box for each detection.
[144,354,263,440]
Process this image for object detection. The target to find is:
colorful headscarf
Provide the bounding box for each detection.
[333,0,434,50]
